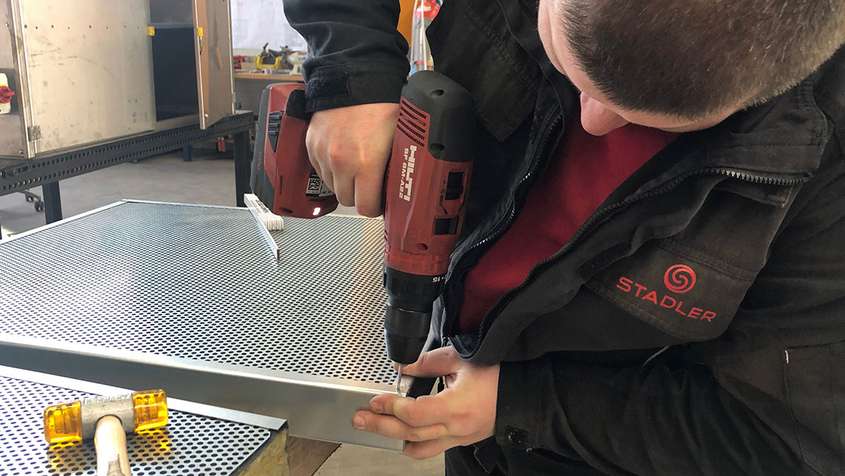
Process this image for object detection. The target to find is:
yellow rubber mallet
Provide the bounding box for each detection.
[43,390,168,476]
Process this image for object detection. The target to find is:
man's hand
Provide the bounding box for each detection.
[306,103,400,217]
[352,347,500,459]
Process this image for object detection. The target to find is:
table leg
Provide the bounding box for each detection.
[42,181,63,224]
[234,130,251,207]
[182,144,193,162]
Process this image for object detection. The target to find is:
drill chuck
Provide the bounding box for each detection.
[384,306,432,365]
[384,267,443,364]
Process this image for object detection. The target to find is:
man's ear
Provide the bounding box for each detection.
[580,93,630,136]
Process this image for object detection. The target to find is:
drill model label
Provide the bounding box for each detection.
[399,145,417,202]
[305,170,334,197]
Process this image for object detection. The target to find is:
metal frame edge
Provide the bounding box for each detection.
[0,333,402,450]
[0,201,127,242]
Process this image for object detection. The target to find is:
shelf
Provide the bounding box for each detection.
[234,71,303,82]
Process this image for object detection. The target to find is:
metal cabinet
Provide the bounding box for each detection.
[0,0,234,159]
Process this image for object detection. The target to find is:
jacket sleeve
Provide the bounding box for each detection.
[283,0,410,111]
[494,158,845,475]
[495,356,802,475]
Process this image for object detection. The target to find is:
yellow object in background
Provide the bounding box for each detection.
[255,55,283,71]
[398,0,415,44]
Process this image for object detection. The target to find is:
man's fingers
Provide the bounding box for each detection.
[319,168,335,194]
[354,172,384,217]
[371,393,451,427]
[352,411,448,442]
[305,131,326,183]
[333,177,355,207]
[404,438,459,460]
[403,347,461,377]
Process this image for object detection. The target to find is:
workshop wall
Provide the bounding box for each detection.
[231,0,306,53]
[231,0,417,53]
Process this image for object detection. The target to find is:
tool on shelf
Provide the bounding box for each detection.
[255,43,295,72]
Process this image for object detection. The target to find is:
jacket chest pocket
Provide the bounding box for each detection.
[585,239,759,342]
[784,341,845,476]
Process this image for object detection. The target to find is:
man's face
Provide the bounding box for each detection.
[537,0,735,135]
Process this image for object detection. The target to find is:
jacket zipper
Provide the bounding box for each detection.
[463,166,809,356]
[441,113,563,339]
[448,113,564,278]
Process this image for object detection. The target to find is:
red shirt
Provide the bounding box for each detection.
[459,122,677,332]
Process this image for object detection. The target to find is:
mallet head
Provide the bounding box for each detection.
[43,390,168,444]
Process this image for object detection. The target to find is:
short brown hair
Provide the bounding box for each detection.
[560,0,845,118]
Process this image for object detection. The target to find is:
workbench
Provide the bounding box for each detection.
[234,71,303,113]
[0,112,255,225]
[0,201,400,461]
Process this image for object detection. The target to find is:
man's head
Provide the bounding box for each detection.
[538,0,845,135]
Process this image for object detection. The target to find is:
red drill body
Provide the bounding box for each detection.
[256,83,338,218]
[251,71,476,364]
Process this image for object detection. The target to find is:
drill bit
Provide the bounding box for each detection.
[395,363,411,395]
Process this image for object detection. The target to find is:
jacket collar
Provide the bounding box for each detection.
[693,77,829,176]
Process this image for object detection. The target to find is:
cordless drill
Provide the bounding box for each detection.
[251,71,476,364]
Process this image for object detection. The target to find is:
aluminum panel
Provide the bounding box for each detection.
[0,201,401,449]
[0,372,272,475]
[193,0,235,129]
[18,0,156,155]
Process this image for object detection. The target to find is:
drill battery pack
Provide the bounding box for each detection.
[250,83,339,219]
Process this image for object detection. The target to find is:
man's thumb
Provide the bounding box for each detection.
[402,346,460,377]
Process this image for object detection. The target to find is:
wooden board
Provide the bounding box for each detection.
[236,428,340,476]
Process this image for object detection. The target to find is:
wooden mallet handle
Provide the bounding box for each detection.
[94,415,131,476]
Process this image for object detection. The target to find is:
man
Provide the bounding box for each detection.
[284,0,845,474]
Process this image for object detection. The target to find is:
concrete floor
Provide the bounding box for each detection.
[0,152,444,475]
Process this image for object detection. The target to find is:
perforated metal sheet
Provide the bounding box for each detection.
[0,201,394,385]
[0,375,271,476]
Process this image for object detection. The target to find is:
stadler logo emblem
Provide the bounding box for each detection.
[615,263,716,323]
[663,264,696,294]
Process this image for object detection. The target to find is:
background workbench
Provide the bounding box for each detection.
[0,112,254,226]
[234,71,303,113]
